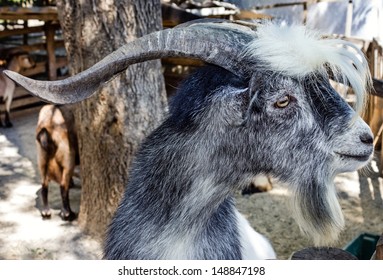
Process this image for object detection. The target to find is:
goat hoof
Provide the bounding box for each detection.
[5,122,13,128]
[60,210,77,221]
[41,209,52,219]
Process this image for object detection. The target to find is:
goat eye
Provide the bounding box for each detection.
[275,95,290,108]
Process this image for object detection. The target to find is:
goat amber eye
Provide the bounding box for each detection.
[275,95,290,108]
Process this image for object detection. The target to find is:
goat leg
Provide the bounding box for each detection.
[59,184,76,221]
[4,111,12,128]
[2,78,14,128]
[0,99,3,127]
[40,184,51,219]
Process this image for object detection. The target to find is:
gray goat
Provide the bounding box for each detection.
[5,20,373,259]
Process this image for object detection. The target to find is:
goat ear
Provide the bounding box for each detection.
[208,86,245,127]
[221,87,253,126]
[235,74,264,125]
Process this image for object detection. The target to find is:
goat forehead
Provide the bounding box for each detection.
[243,23,371,116]
[259,73,297,92]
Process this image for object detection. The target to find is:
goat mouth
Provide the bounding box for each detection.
[335,152,371,162]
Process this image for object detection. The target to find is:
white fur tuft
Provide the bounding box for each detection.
[290,182,345,246]
[235,210,276,259]
[244,23,371,115]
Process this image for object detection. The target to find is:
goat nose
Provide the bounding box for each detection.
[360,133,373,145]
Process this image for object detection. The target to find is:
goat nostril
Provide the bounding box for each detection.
[360,133,373,145]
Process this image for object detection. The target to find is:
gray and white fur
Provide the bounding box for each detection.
[104,63,372,259]
[4,21,374,259]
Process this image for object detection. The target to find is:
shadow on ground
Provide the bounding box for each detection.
[0,108,102,260]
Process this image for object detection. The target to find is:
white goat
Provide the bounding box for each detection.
[5,20,373,259]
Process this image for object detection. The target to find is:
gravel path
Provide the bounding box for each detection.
[0,106,382,260]
[0,107,102,260]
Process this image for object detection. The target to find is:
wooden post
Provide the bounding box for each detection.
[44,21,57,80]
[23,20,28,45]
[302,2,307,25]
[365,42,373,123]
[365,40,383,175]
[374,234,383,260]
[345,0,353,37]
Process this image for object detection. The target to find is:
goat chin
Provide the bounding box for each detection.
[290,180,344,246]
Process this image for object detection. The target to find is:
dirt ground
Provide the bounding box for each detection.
[0,106,102,260]
[0,103,382,260]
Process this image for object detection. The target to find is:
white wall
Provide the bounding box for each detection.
[226,0,383,41]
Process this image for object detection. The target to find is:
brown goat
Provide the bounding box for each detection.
[0,52,35,127]
[36,104,79,221]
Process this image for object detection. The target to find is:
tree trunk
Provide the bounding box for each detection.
[56,0,167,240]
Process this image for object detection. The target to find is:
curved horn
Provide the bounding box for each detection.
[4,21,257,104]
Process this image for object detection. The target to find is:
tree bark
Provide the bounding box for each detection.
[56,0,167,240]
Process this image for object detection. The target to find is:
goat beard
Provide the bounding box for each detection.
[289,176,345,246]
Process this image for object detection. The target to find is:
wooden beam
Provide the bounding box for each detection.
[252,0,345,10]
[0,13,57,21]
[44,21,57,80]
[161,3,200,28]
[0,23,60,38]
[0,25,44,38]
[1,40,65,53]
[0,7,58,21]
[233,10,272,20]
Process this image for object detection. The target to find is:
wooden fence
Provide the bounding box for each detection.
[1,6,67,113]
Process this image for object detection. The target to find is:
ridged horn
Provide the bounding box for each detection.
[4,20,257,104]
